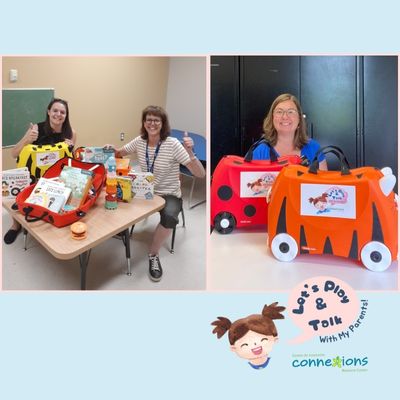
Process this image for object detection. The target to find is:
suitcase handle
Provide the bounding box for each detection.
[308,145,351,175]
[23,206,49,223]
[313,145,351,168]
[73,146,85,160]
[244,138,278,163]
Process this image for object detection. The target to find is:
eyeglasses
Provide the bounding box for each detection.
[273,108,298,118]
[145,118,162,125]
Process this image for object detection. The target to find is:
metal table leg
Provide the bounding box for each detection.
[79,250,91,290]
[23,229,28,251]
[122,228,132,276]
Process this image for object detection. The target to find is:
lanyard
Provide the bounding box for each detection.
[145,141,162,173]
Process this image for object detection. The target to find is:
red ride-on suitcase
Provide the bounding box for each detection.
[211,140,304,233]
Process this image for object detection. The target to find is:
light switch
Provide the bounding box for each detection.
[9,69,18,82]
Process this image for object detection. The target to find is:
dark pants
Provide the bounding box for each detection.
[159,195,182,229]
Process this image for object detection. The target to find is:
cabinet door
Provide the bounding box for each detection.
[240,56,300,153]
[300,56,357,169]
[363,56,398,182]
[211,56,240,172]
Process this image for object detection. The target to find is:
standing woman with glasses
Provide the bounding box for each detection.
[109,105,205,282]
[252,93,328,169]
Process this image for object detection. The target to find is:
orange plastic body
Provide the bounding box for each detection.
[116,158,130,176]
[268,164,398,266]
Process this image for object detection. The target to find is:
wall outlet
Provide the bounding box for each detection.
[120,132,125,141]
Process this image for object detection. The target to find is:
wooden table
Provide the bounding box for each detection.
[3,193,165,289]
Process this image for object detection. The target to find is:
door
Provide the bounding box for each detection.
[210,56,240,172]
[363,56,398,184]
[240,56,300,154]
[300,56,357,169]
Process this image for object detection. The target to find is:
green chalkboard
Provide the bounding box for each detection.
[2,88,54,147]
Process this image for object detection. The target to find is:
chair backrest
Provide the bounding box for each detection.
[170,129,206,162]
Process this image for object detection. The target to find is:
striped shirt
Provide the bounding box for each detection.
[123,136,191,197]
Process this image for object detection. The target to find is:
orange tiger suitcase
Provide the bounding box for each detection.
[268,146,398,271]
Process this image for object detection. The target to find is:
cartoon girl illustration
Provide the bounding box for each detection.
[2,181,10,197]
[309,192,329,214]
[246,173,276,196]
[247,178,267,195]
[211,302,285,370]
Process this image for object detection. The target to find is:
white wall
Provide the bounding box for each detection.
[166,57,206,136]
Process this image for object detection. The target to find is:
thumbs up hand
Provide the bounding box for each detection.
[24,123,39,144]
[182,131,194,153]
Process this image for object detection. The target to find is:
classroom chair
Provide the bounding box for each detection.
[170,129,206,209]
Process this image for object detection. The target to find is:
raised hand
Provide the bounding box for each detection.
[182,131,194,152]
[25,123,39,144]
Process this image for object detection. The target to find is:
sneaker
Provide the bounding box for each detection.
[148,254,163,282]
[4,227,22,244]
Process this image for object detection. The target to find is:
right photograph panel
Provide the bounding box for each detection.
[209,55,398,291]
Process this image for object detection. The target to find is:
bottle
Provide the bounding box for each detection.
[107,155,117,177]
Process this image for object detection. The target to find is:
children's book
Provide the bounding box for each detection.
[82,147,115,164]
[116,176,133,202]
[25,177,72,213]
[58,166,94,210]
[2,167,31,198]
[129,171,155,200]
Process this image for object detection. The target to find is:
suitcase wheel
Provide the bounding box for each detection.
[214,212,236,234]
[360,241,392,272]
[271,233,298,262]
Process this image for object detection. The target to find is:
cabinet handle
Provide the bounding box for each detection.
[303,113,314,138]
[305,120,314,138]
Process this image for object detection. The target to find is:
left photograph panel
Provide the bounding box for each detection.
[1,56,207,290]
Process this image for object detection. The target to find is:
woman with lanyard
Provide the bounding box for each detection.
[110,105,205,282]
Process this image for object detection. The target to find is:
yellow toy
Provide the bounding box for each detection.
[17,142,72,182]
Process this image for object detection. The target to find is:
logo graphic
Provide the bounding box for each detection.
[240,171,279,197]
[300,184,356,219]
[288,277,360,344]
[292,354,368,372]
[36,151,60,167]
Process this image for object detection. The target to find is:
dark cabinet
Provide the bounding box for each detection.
[300,56,358,169]
[240,56,300,153]
[363,56,398,174]
[210,56,240,172]
[211,55,397,179]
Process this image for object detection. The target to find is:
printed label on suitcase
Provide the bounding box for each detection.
[300,184,356,219]
[240,171,279,198]
[36,151,61,167]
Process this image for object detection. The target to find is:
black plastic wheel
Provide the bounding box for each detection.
[214,212,236,234]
